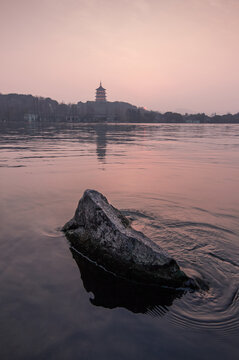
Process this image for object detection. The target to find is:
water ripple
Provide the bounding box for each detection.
[124,207,239,334]
[208,252,239,268]
[168,287,239,335]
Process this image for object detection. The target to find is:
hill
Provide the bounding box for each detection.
[0,93,239,123]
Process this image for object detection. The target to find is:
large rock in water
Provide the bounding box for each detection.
[62,190,196,289]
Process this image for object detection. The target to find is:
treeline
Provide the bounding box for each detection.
[0,93,77,122]
[127,109,239,124]
[1,93,239,123]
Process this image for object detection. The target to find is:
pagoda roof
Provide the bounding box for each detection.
[96,82,106,90]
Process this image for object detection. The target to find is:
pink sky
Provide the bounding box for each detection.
[1,0,239,114]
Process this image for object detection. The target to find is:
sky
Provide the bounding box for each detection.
[1,0,239,114]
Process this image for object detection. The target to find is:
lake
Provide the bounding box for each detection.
[0,122,239,360]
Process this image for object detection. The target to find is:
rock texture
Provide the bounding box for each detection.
[62,189,196,288]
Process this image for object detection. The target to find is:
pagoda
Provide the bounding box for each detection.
[95,82,107,102]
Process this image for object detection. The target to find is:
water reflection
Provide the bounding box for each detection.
[95,124,107,162]
[0,121,193,166]
[70,247,183,316]
[1,121,239,360]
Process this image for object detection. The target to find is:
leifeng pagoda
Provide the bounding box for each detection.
[95,82,107,102]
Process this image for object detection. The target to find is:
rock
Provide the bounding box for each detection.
[62,189,197,289]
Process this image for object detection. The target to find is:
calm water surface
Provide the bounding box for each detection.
[0,122,239,360]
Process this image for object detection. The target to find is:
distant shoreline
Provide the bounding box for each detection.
[1,93,239,124]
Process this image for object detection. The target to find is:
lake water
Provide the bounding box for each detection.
[1,122,239,360]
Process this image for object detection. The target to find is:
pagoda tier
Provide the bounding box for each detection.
[95,82,107,102]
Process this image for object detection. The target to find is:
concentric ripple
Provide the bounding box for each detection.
[168,284,239,335]
[125,206,239,334]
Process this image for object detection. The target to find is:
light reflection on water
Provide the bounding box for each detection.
[0,122,239,359]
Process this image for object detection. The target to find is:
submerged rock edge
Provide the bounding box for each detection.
[62,189,198,289]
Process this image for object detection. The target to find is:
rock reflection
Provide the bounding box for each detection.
[70,247,183,316]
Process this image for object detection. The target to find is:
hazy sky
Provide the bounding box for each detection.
[1,0,239,114]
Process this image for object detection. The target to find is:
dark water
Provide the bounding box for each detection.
[0,122,239,360]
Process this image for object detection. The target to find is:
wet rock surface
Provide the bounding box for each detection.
[62,189,197,289]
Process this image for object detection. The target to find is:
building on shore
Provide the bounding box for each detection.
[24,113,39,122]
[77,82,137,121]
[95,82,107,102]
